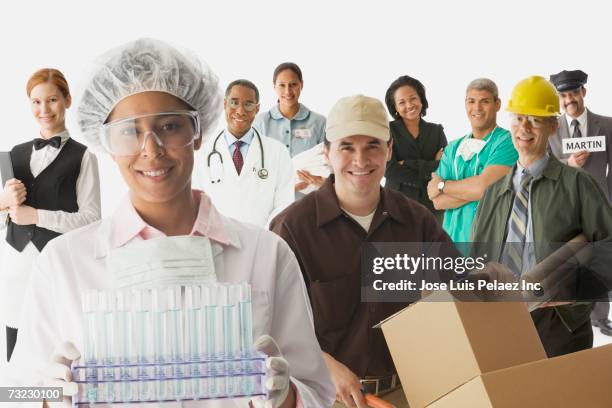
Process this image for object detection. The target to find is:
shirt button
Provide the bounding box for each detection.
[285,130,289,134]
[286,144,290,148]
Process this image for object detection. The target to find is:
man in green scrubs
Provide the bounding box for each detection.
[428,78,518,243]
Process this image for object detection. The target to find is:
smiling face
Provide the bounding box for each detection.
[559,87,586,119]
[465,89,500,136]
[30,82,71,137]
[274,69,303,108]
[224,85,259,138]
[394,85,422,123]
[510,114,558,165]
[324,135,391,201]
[107,91,201,208]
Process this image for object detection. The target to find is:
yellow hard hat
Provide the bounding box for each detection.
[506,76,560,117]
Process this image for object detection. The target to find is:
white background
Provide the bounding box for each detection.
[1,0,611,216]
[1,0,611,371]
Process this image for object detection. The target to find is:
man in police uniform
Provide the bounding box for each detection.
[548,70,612,336]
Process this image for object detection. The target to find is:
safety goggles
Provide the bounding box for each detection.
[101,111,201,156]
[509,113,552,129]
[226,98,259,112]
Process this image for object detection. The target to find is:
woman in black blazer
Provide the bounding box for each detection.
[384,75,447,224]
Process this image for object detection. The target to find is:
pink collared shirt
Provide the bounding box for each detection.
[109,189,304,407]
[110,190,231,248]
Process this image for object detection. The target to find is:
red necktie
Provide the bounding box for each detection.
[232,141,244,174]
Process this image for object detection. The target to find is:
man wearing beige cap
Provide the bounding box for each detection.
[270,95,453,407]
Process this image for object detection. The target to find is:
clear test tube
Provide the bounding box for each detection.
[116,290,133,402]
[98,291,116,402]
[202,284,219,397]
[221,284,236,397]
[167,286,184,400]
[151,288,168,401]
[185,285,201,399]
[239,283,253,355]
[185,286,201,361]
[229,285,241,358]
[229,284,242,395]
[133,289,151,401]
[82,290,98,364]
[200,285,212,399]
[81,290,98,403]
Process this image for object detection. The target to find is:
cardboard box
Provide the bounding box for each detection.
[377,292,546,408]
[429,344,612,407]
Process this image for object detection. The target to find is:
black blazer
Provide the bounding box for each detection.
[385,119,447,211]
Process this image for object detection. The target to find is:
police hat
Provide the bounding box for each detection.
[549,70,588,92]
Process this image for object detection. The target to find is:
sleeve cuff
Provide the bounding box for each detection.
[36,209,52,229]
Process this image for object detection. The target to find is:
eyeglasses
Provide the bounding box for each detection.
[509,114,553,129]
[226,99,259,112]
[100,111,200,156]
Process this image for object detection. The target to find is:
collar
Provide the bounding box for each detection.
[565,109,588,128]
[498,155,563,197]
[315,175,412,228]
[517,153,549,179]
[466,126,498,142]
[105,190,240,253]
[224,127,255,148]
[38,129,71,145]
[270,103,310,121]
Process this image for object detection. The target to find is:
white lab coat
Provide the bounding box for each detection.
[201,132,294,227]
[5,202,335,407]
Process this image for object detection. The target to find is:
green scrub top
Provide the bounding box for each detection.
[436,127,517,243]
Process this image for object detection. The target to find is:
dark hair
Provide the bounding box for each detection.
[384,75,428,118]
[225,79,260,103]
[273,62,303,84]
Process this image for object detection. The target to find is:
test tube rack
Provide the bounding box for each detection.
[71,351,266,405]
[74,283,262,405]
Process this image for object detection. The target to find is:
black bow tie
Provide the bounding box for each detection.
[33,136,62,150]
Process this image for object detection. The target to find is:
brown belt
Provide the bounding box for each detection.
[360,374,399,395]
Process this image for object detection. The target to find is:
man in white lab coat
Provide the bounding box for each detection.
[202,80,294,227]
[4,38,334,408]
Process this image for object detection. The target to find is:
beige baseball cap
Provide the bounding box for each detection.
[325,95,390,142]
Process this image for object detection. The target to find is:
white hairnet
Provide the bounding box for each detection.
[77,38,222,149]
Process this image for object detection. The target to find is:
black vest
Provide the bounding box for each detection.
[6,138,86,252]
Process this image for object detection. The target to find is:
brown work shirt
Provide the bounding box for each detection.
[270,176,453,377]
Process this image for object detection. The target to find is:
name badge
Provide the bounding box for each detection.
[293,128,312,139]
[562,136,607,154]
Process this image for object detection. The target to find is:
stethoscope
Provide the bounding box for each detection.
[207,127,269,184]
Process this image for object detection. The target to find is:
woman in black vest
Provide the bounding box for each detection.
[0,69,101,362]
[384,75,447,224]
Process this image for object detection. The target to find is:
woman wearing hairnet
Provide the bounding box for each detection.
[6,38,334,408]
[0,68,101,364]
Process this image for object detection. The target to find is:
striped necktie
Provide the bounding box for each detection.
[504,170,532,277]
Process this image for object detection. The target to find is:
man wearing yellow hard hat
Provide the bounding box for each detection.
[472,76,612,357]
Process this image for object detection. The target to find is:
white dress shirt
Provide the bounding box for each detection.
[565,109,588,138]
[0,130,101,328]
